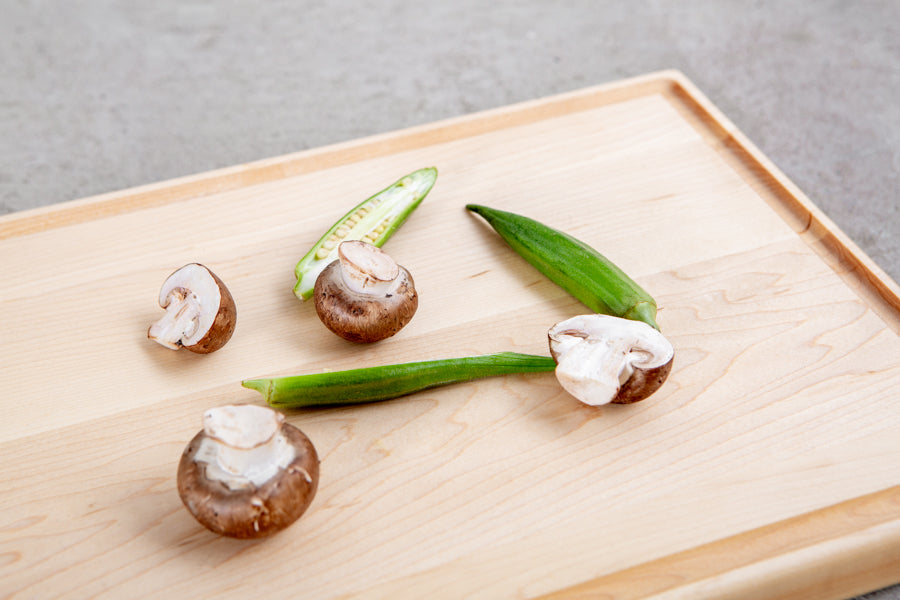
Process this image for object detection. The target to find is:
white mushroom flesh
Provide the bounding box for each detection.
[337,240,402,296]
[548,314,674,406]
[194,405,296,491]
[148,264,221,348]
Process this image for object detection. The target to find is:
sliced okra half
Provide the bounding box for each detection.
[293,167,438,300]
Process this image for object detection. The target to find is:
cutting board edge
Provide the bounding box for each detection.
[663,71,900,333]
[0,70,679,240]
[539,483,900,600]
[3,70,897,331]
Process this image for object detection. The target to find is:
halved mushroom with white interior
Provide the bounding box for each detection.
[314,240,418,343]
[148,263,236,353]
[177,404,319,539]
[548,314,674,406]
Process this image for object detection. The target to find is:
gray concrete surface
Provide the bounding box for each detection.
[1,1,898,598]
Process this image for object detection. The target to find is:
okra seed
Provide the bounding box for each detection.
[315,248,330,260]
[336,226,350,238]
[322,240,336,251]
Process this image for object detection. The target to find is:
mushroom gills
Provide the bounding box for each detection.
[147,263,236,353]
[549,314,674,406]
[148,288,203,349]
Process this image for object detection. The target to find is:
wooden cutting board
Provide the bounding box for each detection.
[2,71,899,600]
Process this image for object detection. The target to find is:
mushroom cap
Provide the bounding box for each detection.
[177,405,319,539]
[148,263,236,354]
[314,241,418,343]
[548,314,674,406]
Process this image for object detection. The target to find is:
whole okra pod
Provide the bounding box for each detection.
[242,352,557,409]
[466,204,659,330]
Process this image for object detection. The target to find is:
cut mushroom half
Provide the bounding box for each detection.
[548,314,674,406]
[314,240,418,343]
[148,263,236,354]
[177,404,320,539]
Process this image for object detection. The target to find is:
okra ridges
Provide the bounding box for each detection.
[466,203,660,330]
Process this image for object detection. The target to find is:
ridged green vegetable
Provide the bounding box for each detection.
[466,204,659,330]
[242,352,556,408]
[293,167,438,300]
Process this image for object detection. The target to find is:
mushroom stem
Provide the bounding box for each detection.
[551,335,635,406]
[338,240,402,295]
[148,288,200,349]
[195,405,296,490]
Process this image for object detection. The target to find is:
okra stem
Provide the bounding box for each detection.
[466,204,660,330]
[242,352,556,409]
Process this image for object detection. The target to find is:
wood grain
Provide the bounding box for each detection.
[1,71,898,599]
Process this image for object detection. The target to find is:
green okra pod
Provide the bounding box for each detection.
[242,352,556,409]
[466,204,659,330]
[294,167,438,300]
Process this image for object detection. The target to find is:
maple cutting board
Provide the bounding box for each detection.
[2,71,899,600]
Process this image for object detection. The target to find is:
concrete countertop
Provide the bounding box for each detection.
[1,2,897,598]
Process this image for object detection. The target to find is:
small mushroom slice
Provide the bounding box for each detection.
[177,404,319,539]
[314,240,418,343]
[148,263,236,353]
[548,314,674,406]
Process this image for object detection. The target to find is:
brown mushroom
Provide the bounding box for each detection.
[177,404,319,539]
[313,240,418,343]
[548,314,674,406]
[148,263,236,353]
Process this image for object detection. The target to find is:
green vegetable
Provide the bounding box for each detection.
[242,352,556,408]
[293,167,438,300]
[466,204,659,330]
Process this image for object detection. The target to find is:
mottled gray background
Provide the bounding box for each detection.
[1,1,897,598]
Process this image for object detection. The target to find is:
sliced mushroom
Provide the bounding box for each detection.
[177,404,319,539]
[148,263,236,353]
[314,240,418,343]
[548,314,674,406]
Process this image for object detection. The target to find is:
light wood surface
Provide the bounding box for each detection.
[1,71,898,599]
